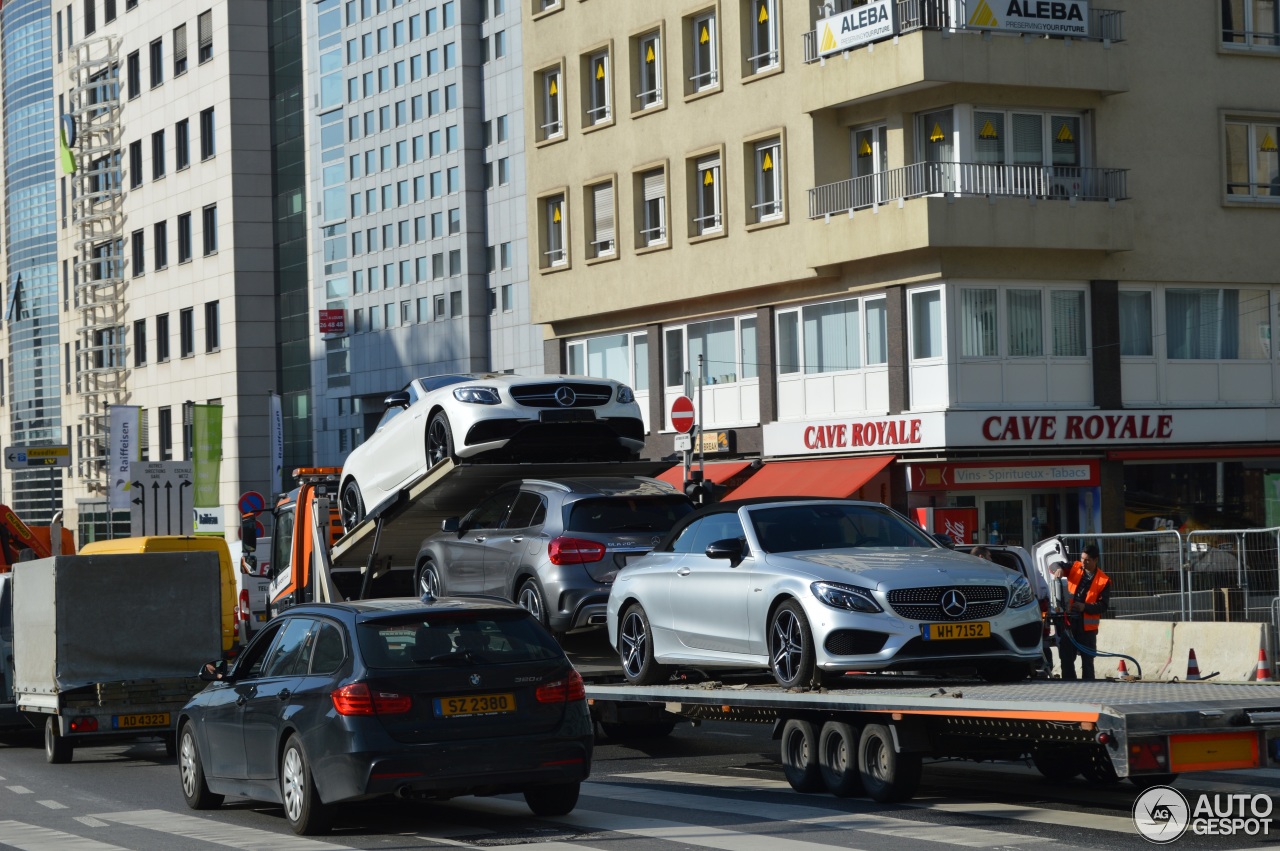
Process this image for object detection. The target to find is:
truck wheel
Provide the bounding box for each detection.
[427,411,456,467]
[281,734,330,835]
[178,722,223,809]
[1031,746,1082,781]
[1080,746,1120,785]
[858,723,922,803]
[340,480,365,532]
[418,560,444,598]
[768,600,816,689]
[1129,773,1178,791]
[524,781,580,817]
[44,717,72,764]
[779,719,823,792]
[619,604,670,685]
[819,721,865,797]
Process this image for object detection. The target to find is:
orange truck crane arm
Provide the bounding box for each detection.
[0,504,75,571]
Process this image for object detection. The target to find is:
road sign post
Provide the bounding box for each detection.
[670,396,696,493]
[129,461,194,536]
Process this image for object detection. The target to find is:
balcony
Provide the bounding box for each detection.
[809,162,1128,218]
[805,163,1133,265]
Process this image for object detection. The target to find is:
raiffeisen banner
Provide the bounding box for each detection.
[966,0,1091,36]
[818,0,896,57]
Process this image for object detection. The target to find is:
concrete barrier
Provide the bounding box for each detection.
[1088,620,1176,681]
[1168,621,1272,683]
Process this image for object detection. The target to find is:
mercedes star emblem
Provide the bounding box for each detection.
[469,673,482,685]
[554,385,576,407]
[940,589,968,618]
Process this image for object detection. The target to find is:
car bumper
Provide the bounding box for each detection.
[462,417,645,461]
[543,580,611,632]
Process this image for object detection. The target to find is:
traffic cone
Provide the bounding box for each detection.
[1116,658,1129,678]
[1185,648,1202,681]
[1257,648,1274,683]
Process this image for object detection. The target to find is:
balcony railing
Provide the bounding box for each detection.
[807,162,1129,219]
[803,1,1124,63]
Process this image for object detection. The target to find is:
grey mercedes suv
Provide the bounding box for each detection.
[414,478,695,634]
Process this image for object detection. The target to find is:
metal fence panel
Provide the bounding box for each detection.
[1183,528,1280,625]
[1057,532,1185,621]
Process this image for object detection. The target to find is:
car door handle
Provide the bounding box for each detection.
[511,536,523,543]
[277,689,291,701]
[236,694,248,706]
[474,536,486,543]
[676,568,691,576]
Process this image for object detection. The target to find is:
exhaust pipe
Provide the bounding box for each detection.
[588,614,607,626]
[395,785,412,800]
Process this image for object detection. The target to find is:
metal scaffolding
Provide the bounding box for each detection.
[67,36,126,493]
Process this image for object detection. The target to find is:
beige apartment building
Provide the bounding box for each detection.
[524,0,1280,544]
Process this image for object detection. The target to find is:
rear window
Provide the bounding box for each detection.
[357,610,564,669]
[567,496,694,534]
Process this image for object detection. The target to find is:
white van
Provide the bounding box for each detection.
[228,538,273,640]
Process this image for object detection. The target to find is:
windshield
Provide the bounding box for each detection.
[749,503,938,554]
[357,610,564,669]
[417,375,472,393]
[567,496,694,534]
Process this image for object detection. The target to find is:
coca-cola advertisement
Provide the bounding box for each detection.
[913,507,978,546]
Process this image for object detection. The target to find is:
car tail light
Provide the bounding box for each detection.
[331,682,413,716]
[238,589,250,624]
[70,717,98,733]
[536,669,586,703]
[1129,738,1170,772]
[548,537,606,565]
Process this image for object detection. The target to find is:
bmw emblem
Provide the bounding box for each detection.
[469,673,481,685]
[940,589,968,618]
[554,385,576,407]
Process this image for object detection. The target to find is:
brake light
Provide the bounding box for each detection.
[70,716,98,733]
[1129,738,1170,772]
[238,590,250,624]
[548,537,606,565]
[331,682,413,715]
[536,669,586,703]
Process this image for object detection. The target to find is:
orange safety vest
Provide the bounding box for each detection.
[1066,561,1110,632]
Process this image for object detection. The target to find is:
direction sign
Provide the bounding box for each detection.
[670,396,696,434]
[129,461,194,536]
[5,445,71,470]
[238,491,267,515]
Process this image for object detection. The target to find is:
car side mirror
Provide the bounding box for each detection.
[199,660,228,682]
[383,390,412,410]
[441,516,461,534]
[705,538,745,564]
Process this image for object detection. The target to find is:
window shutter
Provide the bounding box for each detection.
[643,171,664,202]
[198,12,212,49]
[174,24,187,63]
[593,182,614,245]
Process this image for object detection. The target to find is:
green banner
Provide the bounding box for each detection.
[192,404,223,507]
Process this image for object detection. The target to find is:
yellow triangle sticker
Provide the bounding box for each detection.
[968,0,998,27]
[700,24,710,44]
[1056,122,1074,143]
[819,24,836,53]
[758,2,768,23]
[858,138,872,157]
[1262,132,1278,152]
[930,123,945,143]
[979,120,998,140]
[552,205,561,223]
[646,44,655,63]
[596,60,605,80]
[703,170,714,186]
[761,151,773,172]
[549,78,558,96]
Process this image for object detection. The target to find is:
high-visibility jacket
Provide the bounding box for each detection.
[1066,561,1110,632]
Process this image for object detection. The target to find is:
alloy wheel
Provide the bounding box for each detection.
[340,485,361,530]
[518,584,543,622]
[179,732,198,798]
[427,418,449,466]
[281,746,305,824]
[771,609,803,684]
[620,611,648,679]
[419,565,440,598]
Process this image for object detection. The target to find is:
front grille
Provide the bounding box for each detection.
[885,585,1008,621]
[510,382,614,408]
[896,636,1005,657]
[824,629,889,656]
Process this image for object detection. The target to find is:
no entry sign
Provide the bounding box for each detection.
[670,396,695,434]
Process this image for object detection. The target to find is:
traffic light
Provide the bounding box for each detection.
[683,471,717,506]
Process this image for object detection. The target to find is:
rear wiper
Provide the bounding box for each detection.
[416,650,485,665]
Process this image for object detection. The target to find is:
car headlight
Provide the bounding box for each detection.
[811,581,882,614]
[1008,576,1034,609]
[616,384,636,404]
[453,387,501,405]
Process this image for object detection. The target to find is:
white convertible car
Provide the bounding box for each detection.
[607,498,1045,688]
[339,373,644,530]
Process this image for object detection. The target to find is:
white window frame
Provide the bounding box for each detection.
[1118,288,1155,358]
[852,123,889,207]
[908,287,945,362]
[636,30,663,109]
[540,67,563,139]
[589,180,616,257]
[663,315,759,390]
[567,331,649,392]
[1223,1,1280,49]
[690,11,718,92]
[753,137,783,221]
[586,48,611,124]
[1225,119,1280,200]
[639,168,667,247]
[1164,287,1273,361]
[543,194,566,267]
[694,154,722,235]
[776,295,888,376]
[956,285,1090,360]
[747,0,779,73]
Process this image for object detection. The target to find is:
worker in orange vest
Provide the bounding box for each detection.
[1051,544,1111,681]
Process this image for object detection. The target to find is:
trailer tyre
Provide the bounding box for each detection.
[619,604,670,685]
[858,723,922,803]
[769,600,817,689]
[819,721,865,797]
[281,735,331,835]
[339,480,365,532]
[427,411,456,467]
[1031,746,1082,782]
[44,717,72,764]
[178,722,223,809]
[779,719,824,793]
[1080,746,1121,785]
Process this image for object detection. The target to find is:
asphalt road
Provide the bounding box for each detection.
[2,716,1279,851]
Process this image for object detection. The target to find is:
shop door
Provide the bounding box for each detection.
[981,497,1028,547]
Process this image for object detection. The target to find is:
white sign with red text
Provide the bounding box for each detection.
[764,413,946,456]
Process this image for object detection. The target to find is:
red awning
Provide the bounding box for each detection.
[727,456,894,500]
[656,460,755,488]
